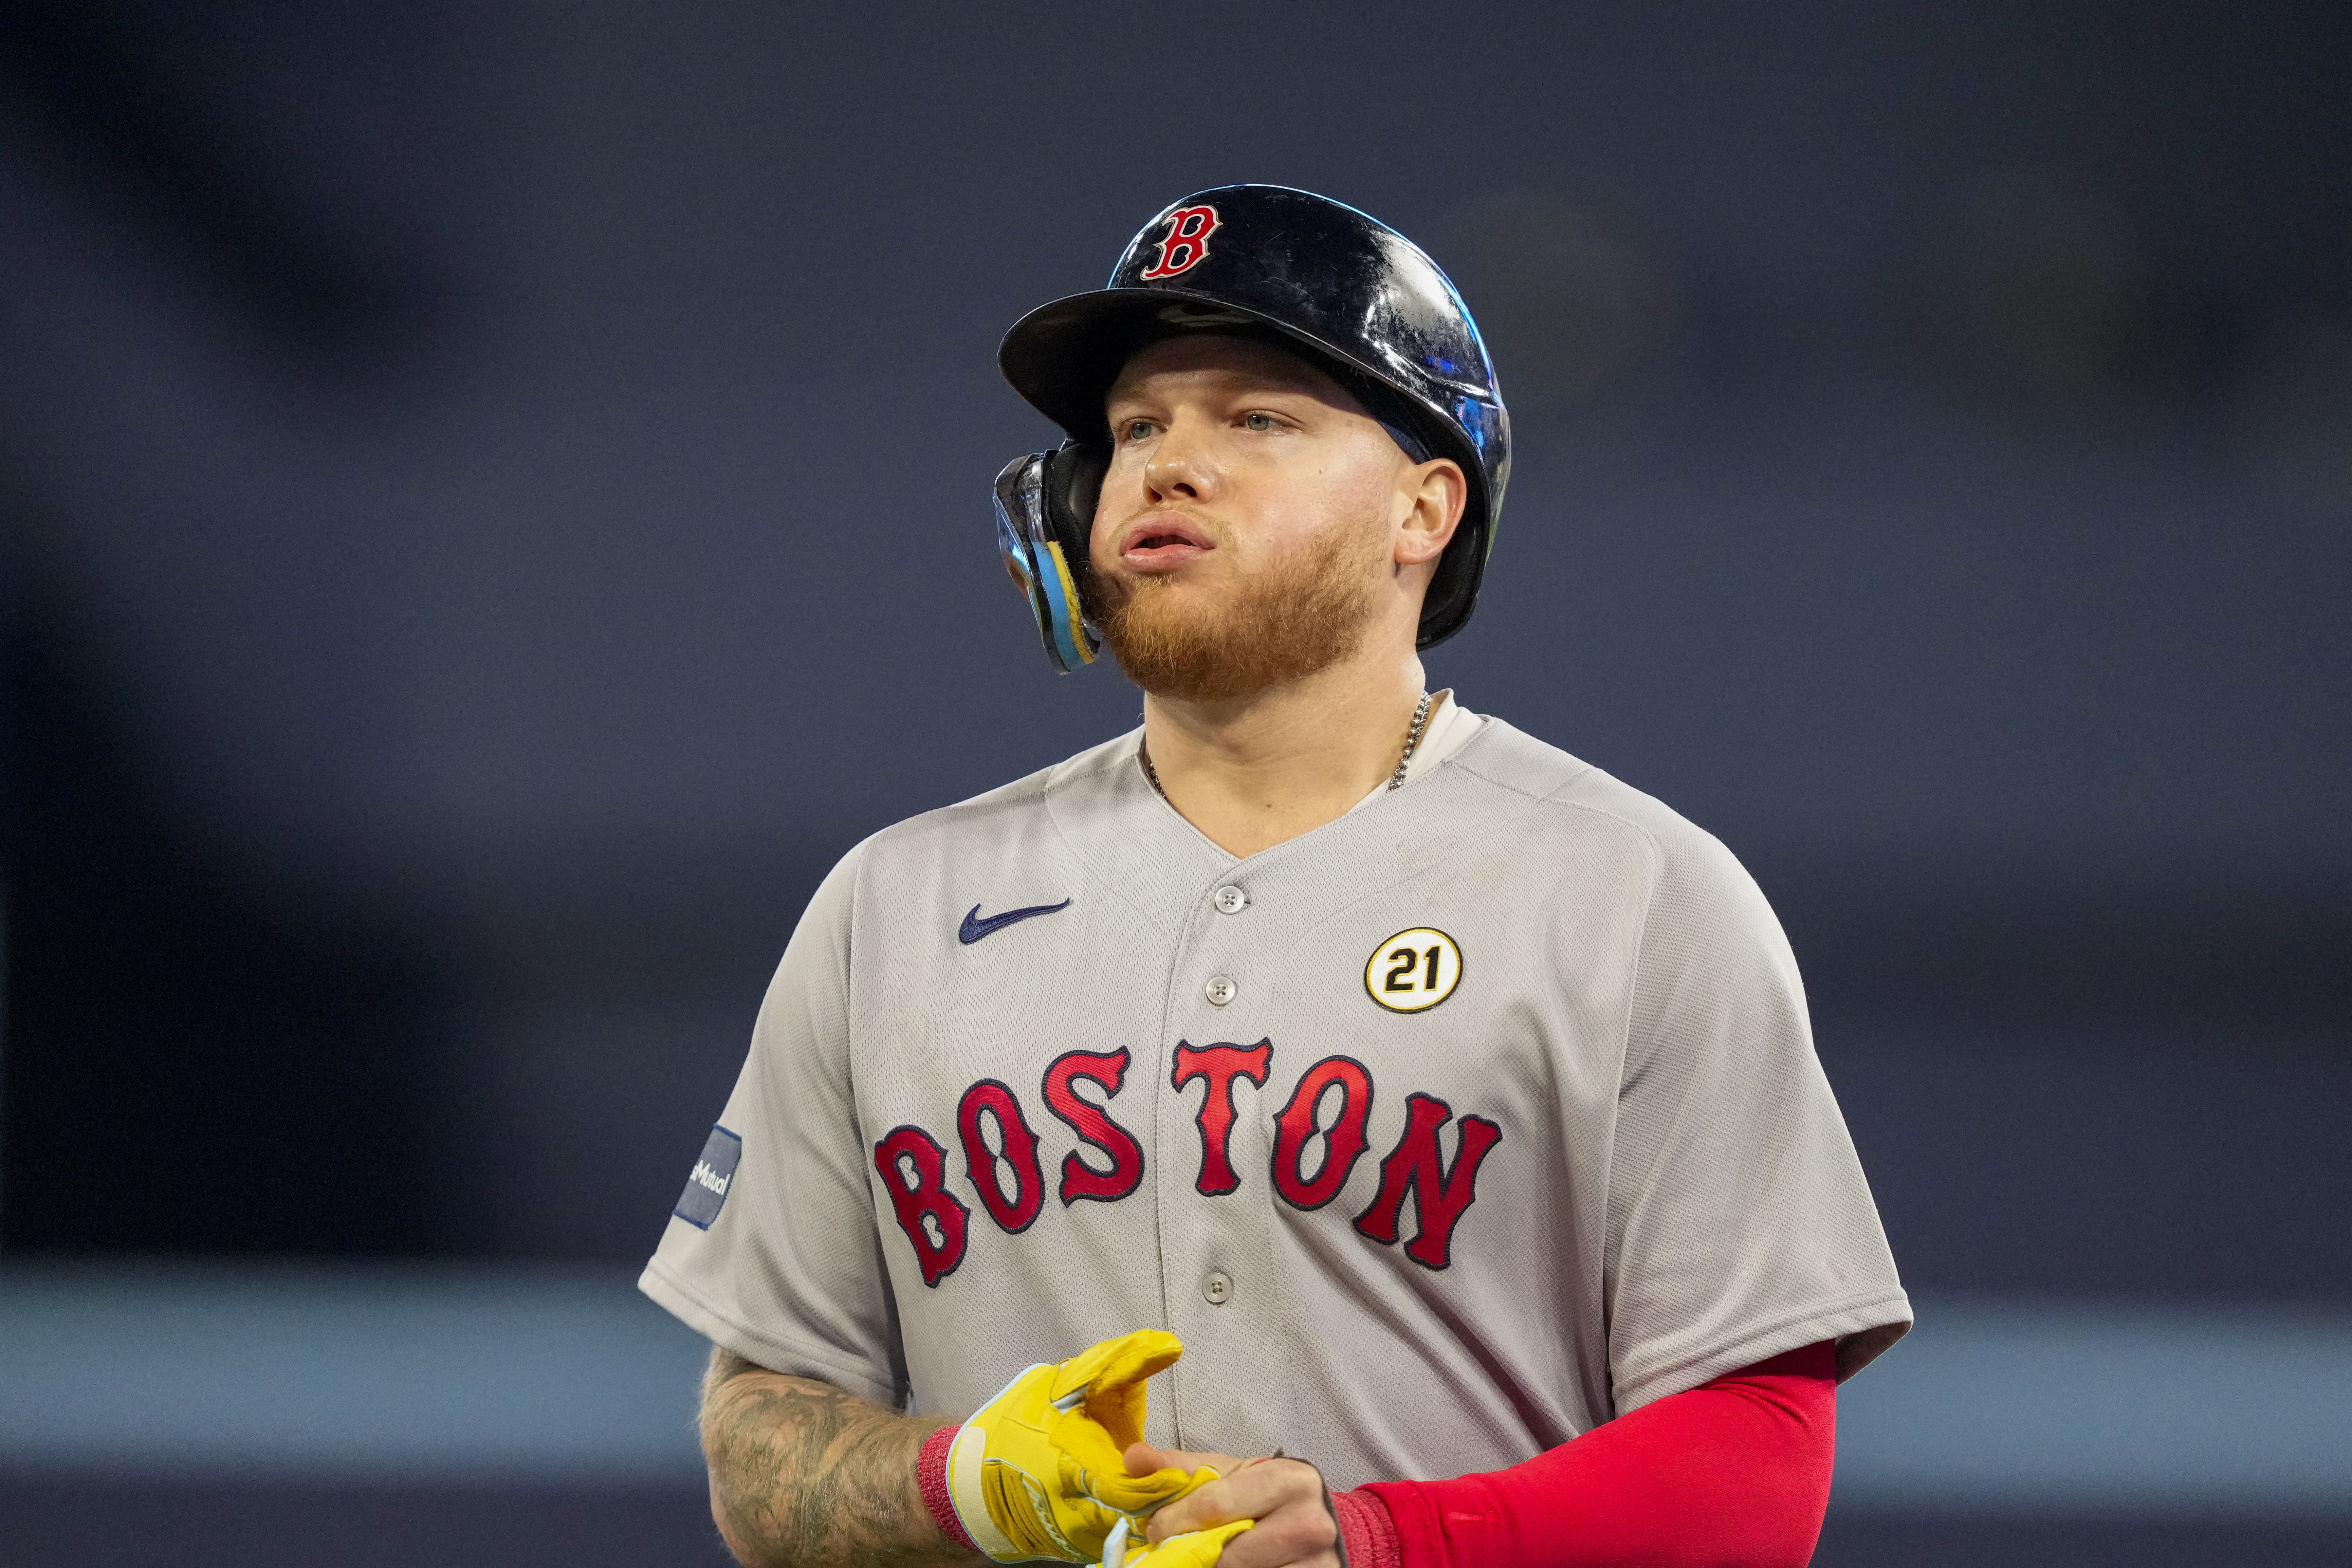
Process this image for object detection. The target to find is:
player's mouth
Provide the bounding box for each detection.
[1117,514,1213,570]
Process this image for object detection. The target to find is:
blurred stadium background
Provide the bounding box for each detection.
[2,3,2346,1563]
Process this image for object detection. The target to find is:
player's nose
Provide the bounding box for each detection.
[1142,414,1218,504]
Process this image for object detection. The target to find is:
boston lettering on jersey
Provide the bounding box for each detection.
[871,1039,1502,1287]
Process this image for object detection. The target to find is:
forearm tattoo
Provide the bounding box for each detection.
[699,1347,974,1568]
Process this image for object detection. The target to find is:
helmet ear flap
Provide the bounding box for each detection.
[1043,439,1108,573]
[992,442,1106,674]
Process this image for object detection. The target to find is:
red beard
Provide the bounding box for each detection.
[1092,519,1385,703]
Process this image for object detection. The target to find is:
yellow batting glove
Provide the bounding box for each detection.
[945,1329,1212,1562]
[1099,1518,1254,1568]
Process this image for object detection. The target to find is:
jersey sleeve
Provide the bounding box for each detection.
[1600,824,1909,1414]
[638,843,908,1408]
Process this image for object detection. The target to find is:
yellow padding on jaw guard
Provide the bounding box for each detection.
[1044,540,1096,666]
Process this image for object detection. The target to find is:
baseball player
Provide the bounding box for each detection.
[641,185,1909,1568]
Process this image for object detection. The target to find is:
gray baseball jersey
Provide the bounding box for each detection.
[640,716,1908,1488]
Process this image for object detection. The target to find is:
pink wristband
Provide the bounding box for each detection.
[917,1423,979,1553]
[1332,1487,1403,1568]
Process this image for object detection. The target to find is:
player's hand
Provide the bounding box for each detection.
[1125,1444,1343,1568]
[946,1330,1215,1562]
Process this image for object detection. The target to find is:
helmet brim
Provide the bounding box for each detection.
[1000,287,1447,453]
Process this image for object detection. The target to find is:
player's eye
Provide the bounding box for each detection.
[1122,419,1156,442]
[1242,411,1279,432]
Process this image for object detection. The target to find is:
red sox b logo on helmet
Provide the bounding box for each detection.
[1138,204,1221,279]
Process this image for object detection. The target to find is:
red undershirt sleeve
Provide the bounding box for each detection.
[1347,1340,1838,1568]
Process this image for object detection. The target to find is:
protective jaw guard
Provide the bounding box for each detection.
[993,440,1110,674]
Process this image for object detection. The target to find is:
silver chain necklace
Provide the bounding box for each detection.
[1141,691,1434,801]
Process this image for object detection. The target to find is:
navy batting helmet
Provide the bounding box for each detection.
[992,184,1511,673]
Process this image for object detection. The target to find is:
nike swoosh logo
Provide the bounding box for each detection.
[958,898,1073,945]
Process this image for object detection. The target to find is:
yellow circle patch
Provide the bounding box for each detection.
[1365,928,1463,1013]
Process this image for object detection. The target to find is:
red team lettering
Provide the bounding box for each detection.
[873,1046,1501,1285]
[1172,1039,1274,1195]
[1353,1091,1504,1269]
[872,1125,971,1287]
[1137,204,1221,279]
[1271,1055,1376,1210]
[955,1079,1045,1234]
[1040,1048,1146,1204]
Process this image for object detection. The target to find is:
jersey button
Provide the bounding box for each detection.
[1204,974,1238,1006]
[1203,1270,1234,1306]
[1213,884,1249,914]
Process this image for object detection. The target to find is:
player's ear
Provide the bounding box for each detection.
[1394,456,1466,568]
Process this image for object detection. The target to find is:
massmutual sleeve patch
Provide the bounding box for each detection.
[673,1124,744,1229]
